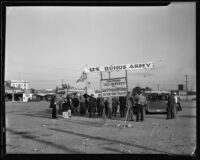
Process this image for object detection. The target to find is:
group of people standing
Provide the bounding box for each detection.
[49,90,148,122]
[49,90,179,121]
[122,90,147,122]
[50,94,80,119]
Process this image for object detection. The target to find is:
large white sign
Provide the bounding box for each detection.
[101,78,127,97]
[84,62,154,73]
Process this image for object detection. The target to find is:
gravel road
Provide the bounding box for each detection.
[6,100,196,154]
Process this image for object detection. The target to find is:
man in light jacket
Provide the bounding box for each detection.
[135,90,147,122]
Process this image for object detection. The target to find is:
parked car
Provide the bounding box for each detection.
[144,91,170,114]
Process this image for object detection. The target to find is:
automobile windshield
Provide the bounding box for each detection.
[146,94,168,101]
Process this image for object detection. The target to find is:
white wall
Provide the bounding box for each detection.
[178,95,196,100]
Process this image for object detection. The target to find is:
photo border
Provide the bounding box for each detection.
[0,1,198,160]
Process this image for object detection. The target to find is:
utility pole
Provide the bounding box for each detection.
[185,75,188,100]
[126,70,128,93]
[85,64,88,95]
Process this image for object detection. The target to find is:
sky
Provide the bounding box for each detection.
[5,2,196,91]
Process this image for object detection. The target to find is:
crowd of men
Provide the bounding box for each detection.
[49,90,179,121]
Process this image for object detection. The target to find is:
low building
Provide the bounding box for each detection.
[23,93,33,102]
[5,85,24,101]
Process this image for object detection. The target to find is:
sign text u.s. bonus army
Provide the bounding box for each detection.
[84,62,154,73]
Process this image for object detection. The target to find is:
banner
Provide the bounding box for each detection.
[84,62,154,73]
[101,78,127,97]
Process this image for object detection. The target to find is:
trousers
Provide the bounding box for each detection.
[136,104,145,121]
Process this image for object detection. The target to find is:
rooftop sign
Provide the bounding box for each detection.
[84,62,154,73]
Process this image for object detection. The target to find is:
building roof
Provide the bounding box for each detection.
[35,93,56,97]
[10,80,29,83]
[144,90,170,94]
[144,91,171,94]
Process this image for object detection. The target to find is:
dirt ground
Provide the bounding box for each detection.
[5,100,196,155]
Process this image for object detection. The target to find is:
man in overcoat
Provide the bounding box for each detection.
[167,92,175,119]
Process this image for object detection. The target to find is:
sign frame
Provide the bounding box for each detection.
[100,72,128,97]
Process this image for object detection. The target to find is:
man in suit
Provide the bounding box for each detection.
[119,96,126,118]
[167,92,175,119]
[72,95,80,116]
[126,92,134,121]
[88,94,96,118]
[107,97,113,119]
[50,96,57,119]
[112,97,118,117]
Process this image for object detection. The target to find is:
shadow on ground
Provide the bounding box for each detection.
[145,115,166,120]
[6,128,85,153]
[48,127,174,155]
[178,115,196,118]
[14,109,53,119]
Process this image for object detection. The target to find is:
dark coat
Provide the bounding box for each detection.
[119,96,126,106]
[99,97,105,106]
[62,101,68,112]
[66,97,72,110]
[72,97,79,107]
[88,96,96,111]
[167,95,175,107]
[50,97,57,118]
[112,97,118,106]
[50,97,55,108]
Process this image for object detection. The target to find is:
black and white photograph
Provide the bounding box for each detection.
[3,2,196,155]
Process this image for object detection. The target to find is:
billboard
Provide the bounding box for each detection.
[84,62,154,73]
[101,78,127,97]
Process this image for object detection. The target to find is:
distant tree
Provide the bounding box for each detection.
[145,87,152,91]
[30,88,35,94]
[187,91,196,95]
[132,86,151,94]
[62,83,74,93]
[5,81,11,87]
[62,84,67,89]
[55,86,59,93]
[132,86,142,94]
